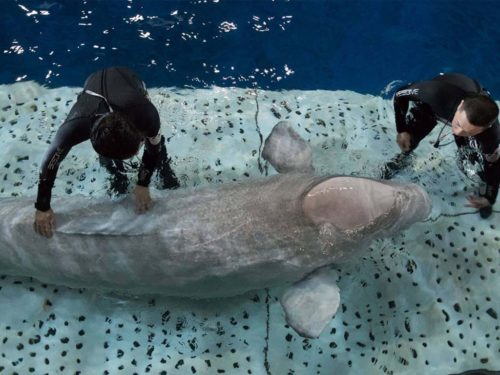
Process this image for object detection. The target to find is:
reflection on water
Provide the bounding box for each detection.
[2,1,500,93]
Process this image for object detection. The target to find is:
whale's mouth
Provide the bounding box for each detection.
[302,177,402,231]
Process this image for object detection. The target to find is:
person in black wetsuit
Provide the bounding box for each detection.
[383,73,499,218]
[34,67,179,238]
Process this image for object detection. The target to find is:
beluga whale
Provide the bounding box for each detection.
[0,121,431,338]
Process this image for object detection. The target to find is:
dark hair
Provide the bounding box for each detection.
[462,94,499,128]
[90,112,143,159]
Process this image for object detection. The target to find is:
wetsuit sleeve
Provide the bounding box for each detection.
[393,84,420,133]
[136,99,162,187]
[35,118,91,211]
[482,160,499,205]
[394,99,409,133]
[137,133,162,187]
[482,130,500,205]
[476,118,500,205]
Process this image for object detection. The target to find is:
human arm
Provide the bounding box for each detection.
[34,143,71,238]
[465,135,500,217]
[393,85,416,152]
[396,132,412,152]
[467,149,500,213]
[34,140,73,238]
[464,120,500,217]
[481,154,499,206]
[134,133,163,213]
[35,144,71,212]
[393,85,413,134]
[34,209,56,238]
[465,196,492,209]
[34,117,91,237]
[465,192,495,219]
[134,185,153,214]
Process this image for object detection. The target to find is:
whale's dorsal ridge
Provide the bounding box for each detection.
[262,121,314,173]
[55,201,159,236]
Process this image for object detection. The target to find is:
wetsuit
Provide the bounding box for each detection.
[393,73,500,207]
[35,67,175,211]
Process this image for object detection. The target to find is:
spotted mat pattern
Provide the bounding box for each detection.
[0,82,498,374]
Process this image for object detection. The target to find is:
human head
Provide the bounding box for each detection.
[451,94,499,137]
[90,112,143,159]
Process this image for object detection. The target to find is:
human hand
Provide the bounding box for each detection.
[465,195,491,209]
[396,132,412,152]
[34,209,56,238]
[134,185,153,214]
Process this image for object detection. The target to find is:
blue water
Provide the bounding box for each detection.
[2,0,500,94]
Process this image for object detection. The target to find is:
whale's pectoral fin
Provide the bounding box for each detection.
[262,121,314,173]
[280,267,340,338]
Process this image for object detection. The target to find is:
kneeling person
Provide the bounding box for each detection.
[384,73,499,218]
[34,67,179,238]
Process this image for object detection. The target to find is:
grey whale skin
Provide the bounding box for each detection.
[0,121,431,338]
